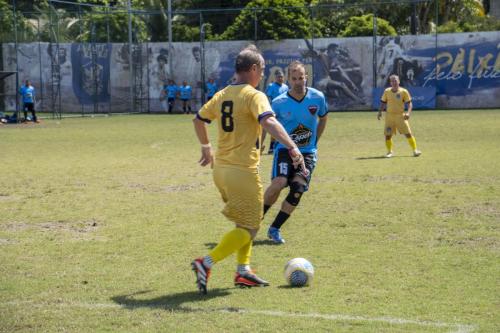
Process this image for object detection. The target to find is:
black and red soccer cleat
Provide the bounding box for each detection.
[191,258,211,295]
[234,271,270,288]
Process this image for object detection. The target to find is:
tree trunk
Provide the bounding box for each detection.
[443,0,451,24]
[418,3,432,34]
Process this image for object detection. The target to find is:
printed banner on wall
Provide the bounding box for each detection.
[2,32,499,113]
[71,43,111,104]
[421,41,500,95]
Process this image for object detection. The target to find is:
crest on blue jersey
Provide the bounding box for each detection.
[290,124,313,147]
[308,105,318,115]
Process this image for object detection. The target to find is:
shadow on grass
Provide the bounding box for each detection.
[206,239,283,248]
[204,242,217,250]
[253,239,282,246]
[111,288,232,312]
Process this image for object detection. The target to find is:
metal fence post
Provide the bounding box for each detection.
[12,0,20,122]
[127,0,134,113]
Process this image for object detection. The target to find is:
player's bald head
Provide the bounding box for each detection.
[235,45,264,73]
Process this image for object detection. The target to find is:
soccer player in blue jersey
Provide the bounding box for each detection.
[262,69,289,154]
[206,77,218,101]
[179,81,193,114]
[19,80,38,123]
[263,61,328,244]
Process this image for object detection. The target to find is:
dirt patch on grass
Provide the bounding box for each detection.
[0,238,18,245]
[438,207,461,218]
[434,234,498,250]
[0,193,21,202]
[466,202,500,219]
[2,219,102,241]
[438,203,500,220]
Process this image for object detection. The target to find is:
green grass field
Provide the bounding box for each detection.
[1,110,499,332]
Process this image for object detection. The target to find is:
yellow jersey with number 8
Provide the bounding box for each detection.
[197,83,274,171]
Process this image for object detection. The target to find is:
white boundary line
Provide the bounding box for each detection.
[2,301,476,333]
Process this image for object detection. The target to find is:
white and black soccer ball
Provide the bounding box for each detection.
[284,258,314,287]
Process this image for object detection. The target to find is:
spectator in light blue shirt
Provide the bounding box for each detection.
[179,81,193,114]
[19,80,38,123]
[161,79,178,113]
[206,78,218,101]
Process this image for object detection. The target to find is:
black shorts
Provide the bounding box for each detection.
[167,97,175,103]
[23,102,34,112]
[271,148,316,190]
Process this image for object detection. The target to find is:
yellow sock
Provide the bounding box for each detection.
[209,228,251,263]
[236,239,252,266]
[385,139,393,152]
[407,136,417,150]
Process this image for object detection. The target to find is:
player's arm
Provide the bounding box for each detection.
[404,100,413,120]
[193,116,213,167]
[378,102,387,120]
[316,115,328,144]
[260,115,307,173]
[260,130,267,153]
[378,92,387,120]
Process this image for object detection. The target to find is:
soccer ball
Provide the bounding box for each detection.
[284,258,314,287]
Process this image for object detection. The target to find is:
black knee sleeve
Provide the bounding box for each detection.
[285,181,306,206]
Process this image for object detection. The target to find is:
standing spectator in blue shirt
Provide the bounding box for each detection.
[263,69,289,154]
[206,77,218,101]
[19,80,38,123]
[179,81,193,114]
[161,79,178,113]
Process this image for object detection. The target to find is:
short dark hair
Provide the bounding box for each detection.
[235,44,263,73]
[288,60,306,76]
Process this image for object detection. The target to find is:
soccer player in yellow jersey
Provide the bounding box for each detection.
[377,74,421,158]
[191,45,307,294]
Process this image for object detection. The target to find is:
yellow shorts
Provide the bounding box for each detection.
[213,165,263,229]
[384,113,412,136]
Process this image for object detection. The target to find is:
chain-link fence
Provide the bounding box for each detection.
[1,0,499,118]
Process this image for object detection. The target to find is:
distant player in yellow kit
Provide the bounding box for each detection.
[378,74,421,158]
[191,45,306,294]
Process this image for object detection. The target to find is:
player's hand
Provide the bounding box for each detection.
[260,144,266,154]
[198,146,213,168]
[377,112,382,120]
[403,112,410,120]
[288,147,309,177]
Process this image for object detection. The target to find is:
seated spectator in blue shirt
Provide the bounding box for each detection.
[179,81,193,114]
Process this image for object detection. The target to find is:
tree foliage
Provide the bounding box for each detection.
[1,0,497,44]
[218,0,318,40]
[0,0,36,42]
[340,14,396,37]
